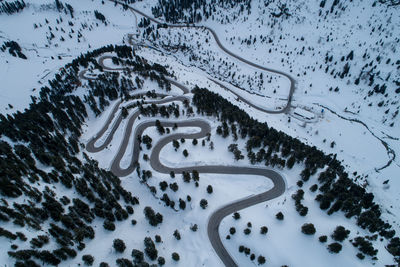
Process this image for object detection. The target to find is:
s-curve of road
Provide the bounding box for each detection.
[84,74,286,266]
[111,0,295,113]
[86,93,286,267]
[86,2,294,265]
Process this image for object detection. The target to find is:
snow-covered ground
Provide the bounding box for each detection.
[1,0,400,266]
[131,0,400,229]
[0,0,138,114]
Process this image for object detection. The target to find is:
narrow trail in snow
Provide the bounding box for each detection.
[314,103,398,171]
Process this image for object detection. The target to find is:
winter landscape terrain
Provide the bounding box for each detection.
[1,0,400,266]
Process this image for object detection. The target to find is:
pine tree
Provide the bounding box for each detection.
[172,252,180,261]
[331,226,350,242]
[200,199,208,209]
[113,239,126,253]
[301,223,316,235]
[82,254,94,266]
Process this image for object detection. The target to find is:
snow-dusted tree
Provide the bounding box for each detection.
[276,212,284,220]
[331,226,350,242]
[328,242,342,253]
[207,185,213,194]
[258,255,266,264]
[301,223,316,235]
[172,252,180,261]
[113,239,126,253]
[82,254,94,266]
[200,199,208,209]
[260,226,268,235]
[173,229,181,240]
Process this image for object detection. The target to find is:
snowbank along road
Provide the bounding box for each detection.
[83,2,296,264]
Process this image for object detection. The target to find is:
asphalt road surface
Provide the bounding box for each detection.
[83,5,291,264]
[83,75,286,267]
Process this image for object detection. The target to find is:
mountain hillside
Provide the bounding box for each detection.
[1,0,400,266]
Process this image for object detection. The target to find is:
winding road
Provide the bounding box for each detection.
[86,92,286,266]
[83,3,293,266]
[79,2,400,265]
[113,0,295,108]
[84,66,286,266]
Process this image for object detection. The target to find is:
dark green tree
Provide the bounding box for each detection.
[113,239,126,253]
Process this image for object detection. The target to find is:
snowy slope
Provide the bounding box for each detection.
[1,0,400,266]
[0,0,137,114]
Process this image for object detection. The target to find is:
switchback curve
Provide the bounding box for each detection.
[111,0,295,114]
[82,5,291,264]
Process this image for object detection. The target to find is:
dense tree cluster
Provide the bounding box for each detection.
[227,143,244,160]
[94,10,106,23]
[238,245,266,264]
[0,0,25,15]
[143,207,163,226]
[1,40,26,59]
[192,87,400,262]
[139,101,180,118]
[0,44,179,265]
[351,236,378,258]
[54,0,74,18]
[151,0,251,23]
[144,237,158,260]
[292,189,308,216]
